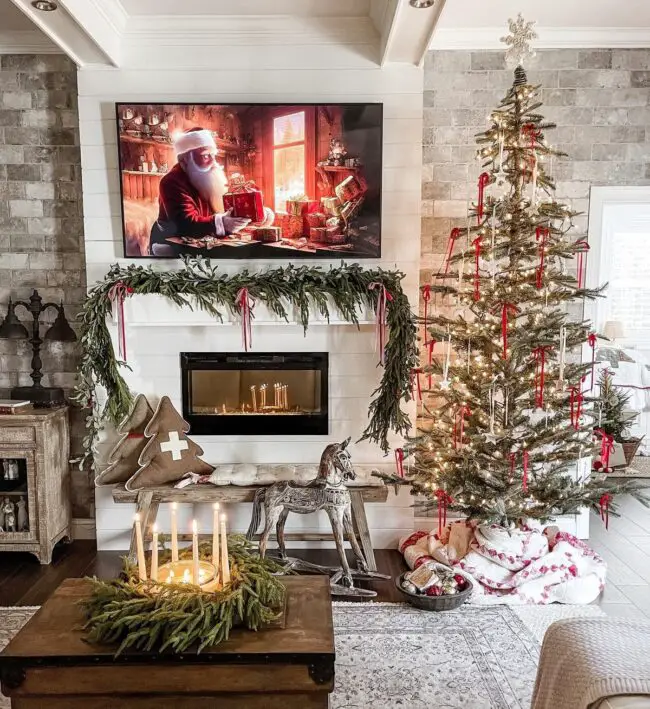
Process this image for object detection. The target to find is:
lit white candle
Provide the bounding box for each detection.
[220,515,231,586]
[151,523,158,582]
[260,384,267,408]
[192,519,200,585]
[283,385,288,410]
[170,502,178,562]
[212,503,220,568]
[134,513,147,582]
[250,385,257,411]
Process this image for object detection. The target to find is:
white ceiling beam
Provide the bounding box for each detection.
[8,0,125,66]
[375,0,446,66]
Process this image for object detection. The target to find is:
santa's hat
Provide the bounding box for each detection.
[173,128,216,156]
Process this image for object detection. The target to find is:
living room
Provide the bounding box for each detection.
[0,0,649,707]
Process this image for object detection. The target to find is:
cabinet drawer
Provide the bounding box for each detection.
[0,426,35,445]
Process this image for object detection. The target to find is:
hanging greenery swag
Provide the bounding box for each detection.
[74,257,418,466]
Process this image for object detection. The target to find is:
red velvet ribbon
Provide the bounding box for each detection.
[599,493,612,530]
[499,303,519,360]
[532,345,553,409]
[523,123,542,148]
[426,339,436,389]
[422,284,431,335]
[410,368,423,402]
[454,405,471,449]
[522,450,530,493]
[588,333,597,391]
[477,172,491,224]
[108,281,134,363]
[535,226,550,290]
[395,448,405,478]
[569,382,584,431]
[434,489,454,536]
[127,433,145,439]
[369,282,393,366]
[472,235,483,301]
[594,428,615,469]
[443,227,463,275]
[235,287,255,352]
[575,239,590,290]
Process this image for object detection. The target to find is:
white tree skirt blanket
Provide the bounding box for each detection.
[399,522,606,605]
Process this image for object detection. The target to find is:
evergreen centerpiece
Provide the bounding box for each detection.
[384,16,647,526]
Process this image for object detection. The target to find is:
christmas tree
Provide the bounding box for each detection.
[126,396,213,491]
[596,369,638,442]
[387,16,647,525]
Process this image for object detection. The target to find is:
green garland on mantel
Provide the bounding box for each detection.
[74,257,418,467]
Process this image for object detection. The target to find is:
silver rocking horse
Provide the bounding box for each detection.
[246,437,388,596]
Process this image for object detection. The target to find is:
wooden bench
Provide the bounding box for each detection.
[112,483,389,572]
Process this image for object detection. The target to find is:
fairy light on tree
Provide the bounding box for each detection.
[381,14,648,526]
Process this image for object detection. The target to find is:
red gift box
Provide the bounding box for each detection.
[335,175,364,203]
[276,211,303,239]
[223,176,265,222]
[305,212,327,229]
[309,227,328,242]
[252,226,281,243]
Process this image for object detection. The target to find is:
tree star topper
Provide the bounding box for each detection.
[501,13,538,68]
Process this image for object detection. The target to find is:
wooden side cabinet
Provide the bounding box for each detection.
[0,407,71,564]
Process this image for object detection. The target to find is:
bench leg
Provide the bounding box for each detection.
[129,491,156,558]
[349,490,377,572]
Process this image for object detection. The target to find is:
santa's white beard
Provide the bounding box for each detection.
[183,154,227,213]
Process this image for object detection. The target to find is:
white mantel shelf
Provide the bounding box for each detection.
[114,294,377,328]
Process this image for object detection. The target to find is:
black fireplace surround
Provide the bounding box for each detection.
[181,352,328,435]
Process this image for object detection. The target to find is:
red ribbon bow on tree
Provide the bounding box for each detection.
[522,123,542,148]
[594,428,615,469]
[421,284,432,339]
[394,448,405,478]
[443,227,463,275]
[368,282,393,366]
[569,381,584,431]
[535,226,550,290]
[434,489,454,536]
[235,287,255,352]
[108,281,134,363]
[496,302,519,360]
[587,333,598,391]
[574,239,590,290]
[599,493,613,530]
[532,345,554,409]
[477,172,491,224]
[472,235,483,302]
[454,404,471,449]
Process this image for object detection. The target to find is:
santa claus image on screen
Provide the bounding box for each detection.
[149,128,251,256]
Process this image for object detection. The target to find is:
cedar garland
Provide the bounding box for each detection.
[82,536,287,655]
[73,257,418,467]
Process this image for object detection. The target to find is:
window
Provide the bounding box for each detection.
[272,111,306,212]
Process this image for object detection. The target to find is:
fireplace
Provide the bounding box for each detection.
[181,352,328,435]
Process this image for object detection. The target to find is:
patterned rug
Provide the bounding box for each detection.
[610,456,650,479]
[0,603,604,709]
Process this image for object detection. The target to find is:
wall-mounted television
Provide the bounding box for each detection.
[116,103,383,259]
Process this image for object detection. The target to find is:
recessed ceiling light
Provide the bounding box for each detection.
[409,0,435,7]
[31,0,58,11]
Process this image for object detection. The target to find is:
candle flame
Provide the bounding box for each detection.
[134,513,140,522]
[213,502,220,510]
[152,523,157,533]
[171,502,177,511]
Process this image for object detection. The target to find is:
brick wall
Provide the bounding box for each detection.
[421,48,650,288]
[0,54,90,519]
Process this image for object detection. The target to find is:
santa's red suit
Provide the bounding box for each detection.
[152,163,218,241]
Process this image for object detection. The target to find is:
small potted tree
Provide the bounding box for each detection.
[596,369,643,467]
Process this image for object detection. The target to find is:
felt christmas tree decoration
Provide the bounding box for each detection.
[125,396,213,491]
[96,394,155,486]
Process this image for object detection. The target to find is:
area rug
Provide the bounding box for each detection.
[0,603,603,709]
[609,456,650,479]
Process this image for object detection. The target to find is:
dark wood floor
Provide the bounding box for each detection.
[0,544,408,607]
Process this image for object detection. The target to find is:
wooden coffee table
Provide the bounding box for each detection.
[0,576,334,708]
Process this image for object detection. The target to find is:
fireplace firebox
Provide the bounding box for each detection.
[181,352,328,435]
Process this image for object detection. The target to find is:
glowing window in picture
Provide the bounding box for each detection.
[273,111,306,211]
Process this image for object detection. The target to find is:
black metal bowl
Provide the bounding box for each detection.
[395,570,473,611]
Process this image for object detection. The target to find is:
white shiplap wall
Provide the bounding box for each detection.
[78,38,423,551]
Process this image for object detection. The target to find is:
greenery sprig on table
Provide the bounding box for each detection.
[82,536,287,655]
[73,257,418,467]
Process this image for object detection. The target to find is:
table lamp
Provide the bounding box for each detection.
[603,320,625,344]
[0,290,77,405]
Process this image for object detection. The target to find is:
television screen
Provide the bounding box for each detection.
[116,103,383,259]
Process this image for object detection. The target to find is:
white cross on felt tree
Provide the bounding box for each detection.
[160,431,189,460]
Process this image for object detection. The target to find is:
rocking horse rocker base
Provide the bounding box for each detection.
[246,438,389,598]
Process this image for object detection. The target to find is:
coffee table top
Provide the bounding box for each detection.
[0,575,334,666]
